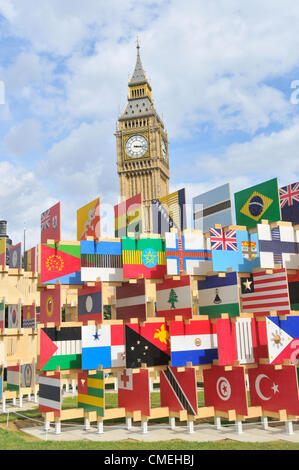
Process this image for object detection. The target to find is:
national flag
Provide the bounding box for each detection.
[0,299,5,329]
[203,365,248,416]
[235,317,255,364]
[279,181,299,225]
[152,188,186,236]
[38,372,61,416]
[265,316,299,364]
[7,365,20,392]
[9,243,21,269]
[116,279,146,322]
[288,270,299,311]
[193,183,233,233]
[81,324,125,370]
[156,275,193,321]
[41,202,61,243]
[165,230,212,276]
[77,197,101,241]
[160,366,198,416]
[80,239,123,282]
[78,370,105,417]
[78,282,102,323]
[122,237,167,279]
[216,318,238,365]
[169,319,218,367]
[21,363,35,388]
[24,246,36,272]
[0,238,6,266]
[197,272,240,318]
[23,303,36,328]
[40,326,82,371]
[248,364,299,415]
[210,228,260,273]
[257,223,299,269]
[240,268,291,316]
[40,242,82,285]
[125,322,170,368]
[114,194,142,237]
[40,286,61,325]
[117,368,150,417]
[8,304,21,329]
[234,178,281,228]
[210,228,237,251]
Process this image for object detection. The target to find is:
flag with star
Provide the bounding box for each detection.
[248,364,299,415]
[81,323,125,370]
[122,237,166,279]
[234,178,281,229]
[266,316,299,364]
[117,368,150,417]
[78,370,105,417]
[125,321,170,368]
[279,181,299,225]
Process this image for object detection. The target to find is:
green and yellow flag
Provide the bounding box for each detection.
[234,178,281,228]
[78,370,104,417]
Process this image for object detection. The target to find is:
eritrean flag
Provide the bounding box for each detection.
[40,242,82,284]
[122,237,167,279]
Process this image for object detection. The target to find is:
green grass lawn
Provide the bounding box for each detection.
[0,390,298,450]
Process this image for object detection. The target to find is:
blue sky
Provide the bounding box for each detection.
[0,0,299,249]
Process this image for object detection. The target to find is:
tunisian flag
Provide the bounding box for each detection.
[203,365,248,416]
[248,364,299,416]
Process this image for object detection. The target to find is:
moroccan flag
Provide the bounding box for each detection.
[41,202,61,243]
[160,366,198,416]
[203,365,248,416]
[114,193,142,237]
[116,279,146,322]
[279,181,299,225]
[23,303,36,328]
[40,286,61,325]
[125,322,170,368]
[156,275,193,321]
[248,364,299,415]
[78,370,105,417]
[78,282,102,323]
[24,246,36,272]
[7,365,20,392]
[39,372,61,416]
[122,237,166,279]
[288,270,299,311]
[234,178,281,229]
[0,300,5,329]
[40,242,82,284]
[40,326,82,371]
[117,368,150,417]
[266,315,299,364]
[9,243,21,269]
[0,238,6,266]
[77,197,101,241]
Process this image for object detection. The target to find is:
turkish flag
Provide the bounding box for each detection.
[203,365,248,416]
[117,368,150,417]
[248,364,299,415]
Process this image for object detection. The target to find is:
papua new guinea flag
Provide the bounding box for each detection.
[122,237,167,279]
[125,322,170,368]
[266,315,299,364]
[40,242,82,284]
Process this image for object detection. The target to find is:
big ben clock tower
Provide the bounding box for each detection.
[115,40,170,232]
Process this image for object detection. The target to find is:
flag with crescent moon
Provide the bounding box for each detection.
[248,364,299,415]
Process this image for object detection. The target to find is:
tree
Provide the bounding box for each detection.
[168,289,178,309]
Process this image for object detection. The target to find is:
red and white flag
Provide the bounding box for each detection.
[241,268,291,316]
[203,365,248,416]
[156,275,193,321]
[117,368,150,417]
[116,279,146,322]
[248,364,299,415]
[160,366,198,416]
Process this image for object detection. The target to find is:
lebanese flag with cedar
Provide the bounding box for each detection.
[203,365,248,416]
[156,275,193,321]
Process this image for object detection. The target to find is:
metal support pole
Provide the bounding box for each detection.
[214,416,221,430]
[97,421,104,434]
[141,420,148,434]
[285,420,294,435]
[235,420,243,434]
[126,417,132,430]
[55,421,61,435]
[169,416,176,430]
[187,420,194,434]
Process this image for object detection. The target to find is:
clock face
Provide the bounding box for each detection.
[161,139,167,161]
[125,135,148,158]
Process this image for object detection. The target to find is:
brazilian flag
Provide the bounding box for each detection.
[234,178,281,228]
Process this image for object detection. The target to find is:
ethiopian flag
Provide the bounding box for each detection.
[78,370,104,417]
[234,178,281,229]
[122,237,167,279]
[40,242,82,284]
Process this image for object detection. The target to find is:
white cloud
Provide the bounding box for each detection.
[4,118,42,156]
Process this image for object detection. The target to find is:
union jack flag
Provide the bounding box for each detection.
[210,228,237,251]
[279,182,299,208]
[41,209,50,232]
